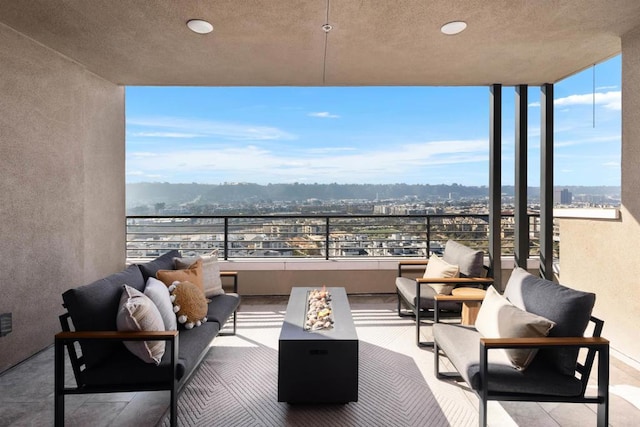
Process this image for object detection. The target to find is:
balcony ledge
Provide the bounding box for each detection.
[553,208,620,220]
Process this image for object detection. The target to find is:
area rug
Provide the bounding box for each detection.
[159,307,468,426]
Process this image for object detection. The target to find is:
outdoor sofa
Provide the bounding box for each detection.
[54,250,240,426]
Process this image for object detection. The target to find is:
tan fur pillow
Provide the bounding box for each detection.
[168,281,208,329]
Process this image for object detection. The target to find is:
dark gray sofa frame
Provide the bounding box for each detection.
[433,298,609,427]
[54,259,239,427]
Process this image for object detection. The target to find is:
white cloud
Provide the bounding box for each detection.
[602,161,620,167]
[127,117,296,141]
[131,132,203,138]
[129,152,158,158]
[529,91,620,111]
[308,112,340,119]
[126,138,489,184]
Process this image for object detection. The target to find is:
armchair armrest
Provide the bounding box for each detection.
[434,294,486,303]
[418,277,493,286]
[480,336,609,350]
[220,271,238,293]
[397,260,429,277]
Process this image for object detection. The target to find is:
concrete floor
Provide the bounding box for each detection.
[1,295,639,426]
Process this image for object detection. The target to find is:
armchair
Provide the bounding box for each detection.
[396,240,493,346]
[433,267,609,427]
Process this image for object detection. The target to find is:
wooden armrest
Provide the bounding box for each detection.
[398,260,429,266]
[480,336,609,349]
[220,271,238,293]
[434,294,485,302]
[417,277,493,285]
[55,330,178,342]
[220,271,237,277]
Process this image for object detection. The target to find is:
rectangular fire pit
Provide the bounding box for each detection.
[278,287,359,404]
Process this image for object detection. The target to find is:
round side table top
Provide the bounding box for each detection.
[451,287,486,297]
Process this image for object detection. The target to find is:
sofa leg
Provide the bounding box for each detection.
[170,384,177,427]
[54,338,65,427]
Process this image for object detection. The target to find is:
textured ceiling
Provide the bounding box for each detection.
[1,0,639,86]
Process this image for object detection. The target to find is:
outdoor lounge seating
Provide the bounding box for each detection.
[433,267,609,427]
[396,240,494,346]
[54,250,240,427]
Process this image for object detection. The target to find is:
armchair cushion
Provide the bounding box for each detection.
[503,267,596,375]
[433,323,584,396]
[442,240,484,277]
[396,276,461,312]
[423,254,460,295]
[475,286,555,370]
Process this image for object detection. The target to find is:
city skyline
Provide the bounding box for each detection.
[126,55,621,187]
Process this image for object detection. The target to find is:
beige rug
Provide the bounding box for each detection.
[159,305,478,426]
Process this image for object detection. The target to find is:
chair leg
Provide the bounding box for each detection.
[434,341,441,378]
[479,397,487,427]
[597,345,609,427]
[232,310,237,335]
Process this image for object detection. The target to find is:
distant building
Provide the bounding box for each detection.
[554,188,572,205]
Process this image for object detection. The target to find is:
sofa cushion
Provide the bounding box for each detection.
[503,267,596,375]
[475,286,555,370]
[62,264,145,368]
[206,293,241,326]
[144,277,177,331]
[442,240,484,277]
[138,250,181,282]
[175,251,225,297]
[116,285,166,365]
[433,323,583,396]
[423,254,460,295]
[82,320,220,388]
[157,259,204,291]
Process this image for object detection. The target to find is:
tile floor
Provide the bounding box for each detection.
[1,295,639,426]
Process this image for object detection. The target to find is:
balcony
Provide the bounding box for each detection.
[126,213,546,294]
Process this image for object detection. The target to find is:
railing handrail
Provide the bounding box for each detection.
[126,212,546,261]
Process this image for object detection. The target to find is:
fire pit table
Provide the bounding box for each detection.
[278,286,359,403]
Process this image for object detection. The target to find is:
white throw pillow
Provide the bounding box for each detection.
[475,286,556,370]
[116,285,166,365]
[144,277,178,331]
[175,251,224,297]
[423,254,460,294]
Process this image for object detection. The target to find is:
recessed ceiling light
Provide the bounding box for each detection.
[187,19,213,34]
[440,21,467,35]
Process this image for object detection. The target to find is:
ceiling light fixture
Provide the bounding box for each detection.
[187,19,213,34]
[440,21,467,35]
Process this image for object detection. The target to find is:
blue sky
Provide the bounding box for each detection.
[126,55,621,187]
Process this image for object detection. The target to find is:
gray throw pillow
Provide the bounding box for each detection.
[504,267,596,375]
[442,240,484,277]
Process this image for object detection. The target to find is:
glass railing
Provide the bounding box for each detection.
[126,213,546,260]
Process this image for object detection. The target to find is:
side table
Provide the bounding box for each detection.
[451,287,486,325]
